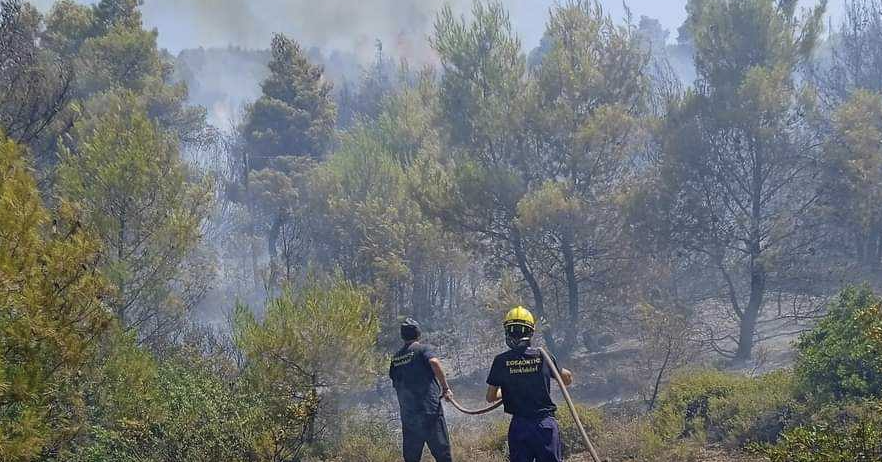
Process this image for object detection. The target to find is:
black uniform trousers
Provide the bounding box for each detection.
[401,412,452,462]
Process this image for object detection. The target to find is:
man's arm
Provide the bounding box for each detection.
[547,353,574,387]
[428,357,453,401]
[485,385,502,403]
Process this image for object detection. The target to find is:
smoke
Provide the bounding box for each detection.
[28,0,844,63]
[142,0,478,64]
[139,0,840,58]
[154,0,550,132]
[27,0,841,132]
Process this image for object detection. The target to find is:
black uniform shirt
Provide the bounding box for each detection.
[389,342,442,417]
[486,346,559,418]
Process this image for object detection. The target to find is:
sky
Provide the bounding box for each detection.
[30,0,846,61]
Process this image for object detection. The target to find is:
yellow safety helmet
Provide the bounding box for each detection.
[504,306,535,349]
[504,306,535,330]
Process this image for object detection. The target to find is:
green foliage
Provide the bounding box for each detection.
[76,25,162,95]
[632,0,826,361]
[42,0,95,57]
[557,403,603,456]
[57,95,211,335]
[0,1,74,152]
[0,134,110,461]
[68,330,161,461]
[234,279,380,459]
[39,0,207,151]
[233,33,336,282]
[821,91,882,267]
[12,0,882,461]
[309,84,467,330]
[650,370,795,447]
[235,278,381,389]
[428,0,651,355]
[67,331,258,462]
[759,423,882,462]
[316,416,401,462]
[685,0,823,91]
[755,400,882,462]
[432,1,525,152]
[312,125,419,287]
[795,286,882,400]
[242,33,335,160]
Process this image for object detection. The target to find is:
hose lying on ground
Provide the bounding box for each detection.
[445,348,603,462]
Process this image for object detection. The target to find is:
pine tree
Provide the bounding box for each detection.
[0,134,110,460]
[237,33,336,284]
[242,33,335,162]
[57,94,211,340]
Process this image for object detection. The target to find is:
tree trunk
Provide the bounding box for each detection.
[560,235,579,356]
[738,145,766,361]
[512,228,557,352]
[267,215,282,285]
[648,338,674,411]
[438,269,448,313]
[116,215,127,322]
[411,268,426,321]
[736,248,765,360]
[305,375,319,444]
[869,223,882,271]
[243,152,261,290]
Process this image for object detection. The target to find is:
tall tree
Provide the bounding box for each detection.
[0,1,73,155]
[424,1,648,355]
[636,0,826,360]
[822,91,882,269]
[813,0,882,272]
[242,34,335,160]
[57,95,211,341]
[424,1,564,347]
[234,279,379,459]
[238,33,335,283]
[42,0,207,147]
[351,40,394,125]
[310,80,468,328]
[0,134,109,461]
[521,0,649,353]
[814,0,882,104]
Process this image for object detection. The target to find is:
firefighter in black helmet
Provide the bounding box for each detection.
[485,307,574,462]
[389,318,454,462]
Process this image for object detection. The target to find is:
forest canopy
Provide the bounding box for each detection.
[3,0,882,461]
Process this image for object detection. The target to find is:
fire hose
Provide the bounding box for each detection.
[445,347,602,462]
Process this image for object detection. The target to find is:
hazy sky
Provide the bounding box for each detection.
[31,0,846,60]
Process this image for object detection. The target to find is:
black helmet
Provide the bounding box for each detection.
[400,317,421,341]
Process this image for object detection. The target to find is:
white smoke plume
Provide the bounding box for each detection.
[29,0,843,63]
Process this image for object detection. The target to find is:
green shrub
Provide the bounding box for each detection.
[329,421,400,462]
[650,370,794,447]
[557,403,603,456]
[306,412,402,462]
[752,399,882,461]
[68,346,257,462]
[795,286,882,401]
[756,422,882,462]
[468,419,509,455]
[450,420,508,462]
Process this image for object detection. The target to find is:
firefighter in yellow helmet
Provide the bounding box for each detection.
[485,306,574,462]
